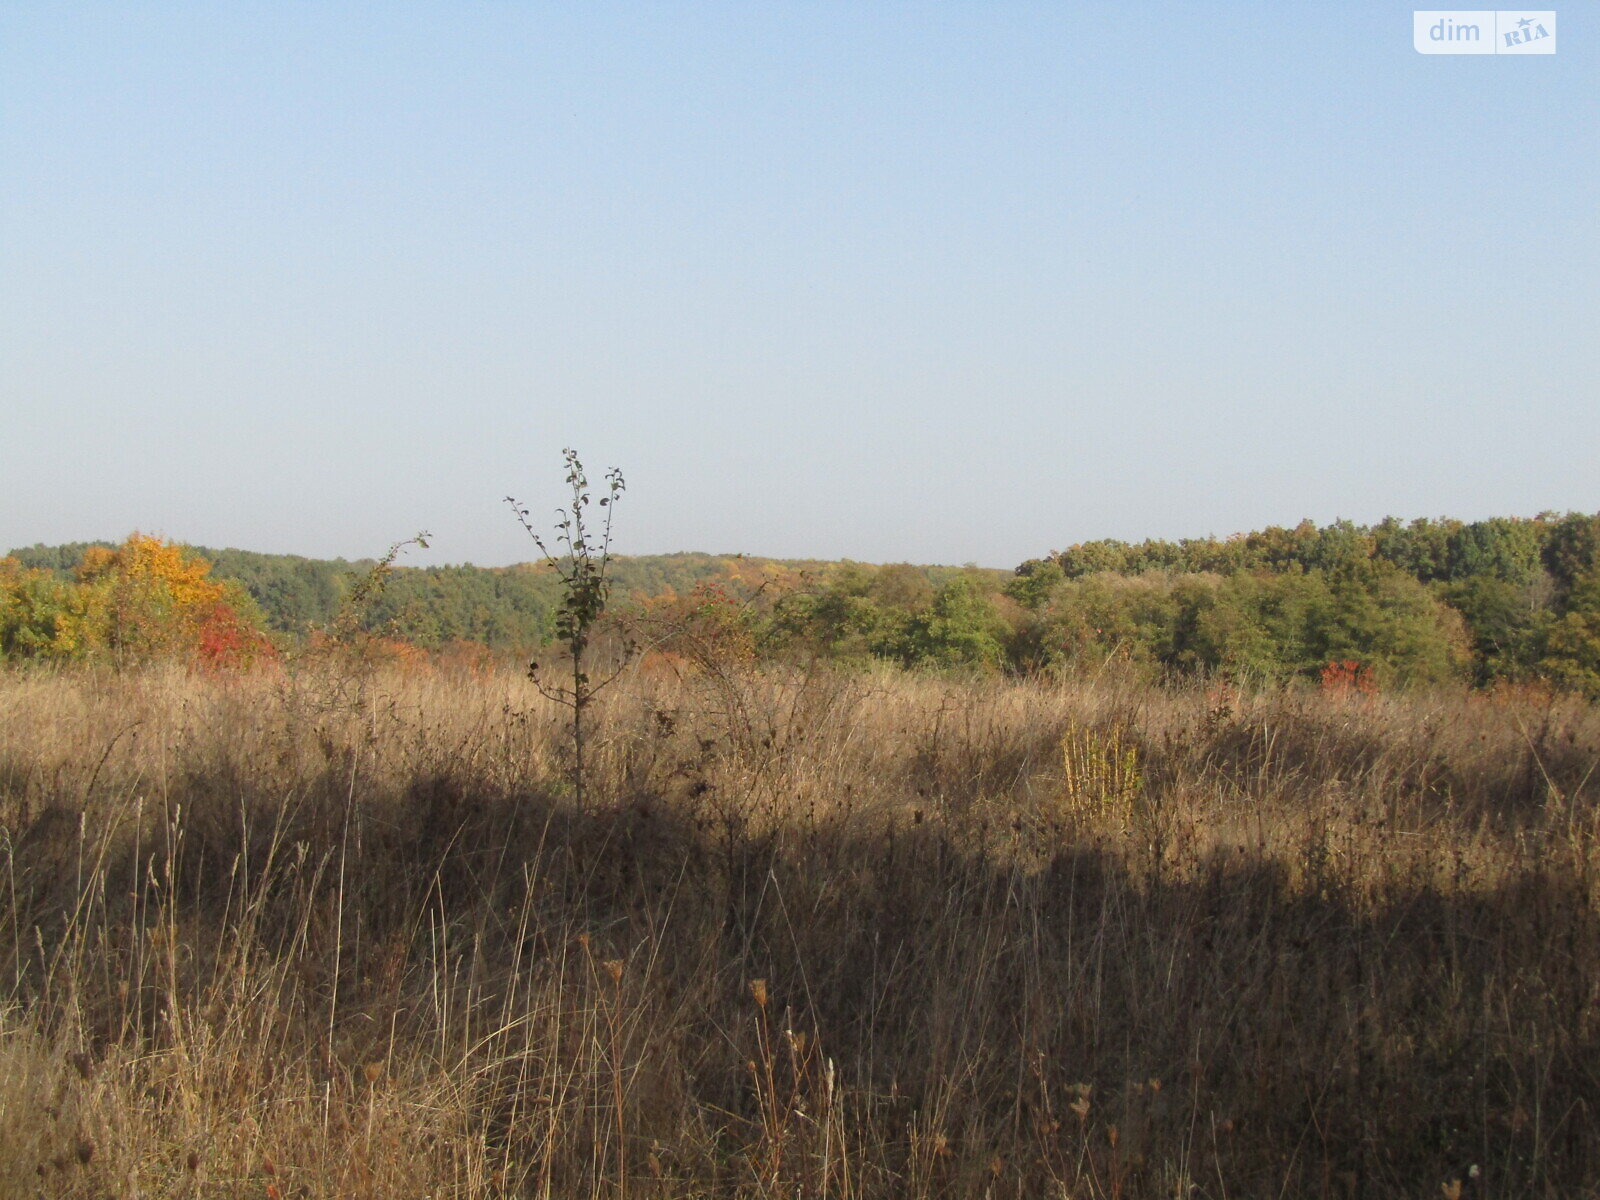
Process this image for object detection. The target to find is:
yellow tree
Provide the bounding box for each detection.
[76,534,253,665]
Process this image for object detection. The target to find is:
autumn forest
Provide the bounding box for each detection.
[6,509,1600,696]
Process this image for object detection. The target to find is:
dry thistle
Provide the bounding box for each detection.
[362,1061,383,1085]
[750,978,768,1009]
[1069,1084,1092,1121]
[604,958,625,984]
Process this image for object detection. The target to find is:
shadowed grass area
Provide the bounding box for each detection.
[1,662,1597,1198]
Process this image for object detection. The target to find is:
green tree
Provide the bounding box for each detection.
[1539,567,1600,697]
[1005,558,1065,610]
[1441,575,1547,683]
[903,576,1008,670]
[1037,573,1181,676]
[1055,540,1133,578]
[769,587,884,661]
[1304,562,1466,685]
[1446,518,1544,584]
[1542,513,1600,599]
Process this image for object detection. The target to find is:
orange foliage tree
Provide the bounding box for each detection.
[75,534,272,668]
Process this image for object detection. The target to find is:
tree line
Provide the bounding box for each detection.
[4,512,1598,695]
[1007,513,1599,691]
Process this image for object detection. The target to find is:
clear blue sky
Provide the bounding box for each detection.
[3,3,1595,568]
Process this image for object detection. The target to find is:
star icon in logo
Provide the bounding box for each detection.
[1517,16,1534,29]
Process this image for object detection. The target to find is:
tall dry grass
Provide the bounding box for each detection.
[0,658,1597,1198]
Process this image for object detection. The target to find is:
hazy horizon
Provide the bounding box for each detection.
[4,4,1595,569]
[5,534,1003,571]
[12,504,1598,576]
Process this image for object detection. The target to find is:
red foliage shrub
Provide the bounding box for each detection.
[1320,659,1378,697]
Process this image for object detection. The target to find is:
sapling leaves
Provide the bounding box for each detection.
[507,449,628,808]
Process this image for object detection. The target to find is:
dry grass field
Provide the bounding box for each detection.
[1,657,1598,1198]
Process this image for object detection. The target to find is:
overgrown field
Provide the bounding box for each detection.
[1,661,1598,1198]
